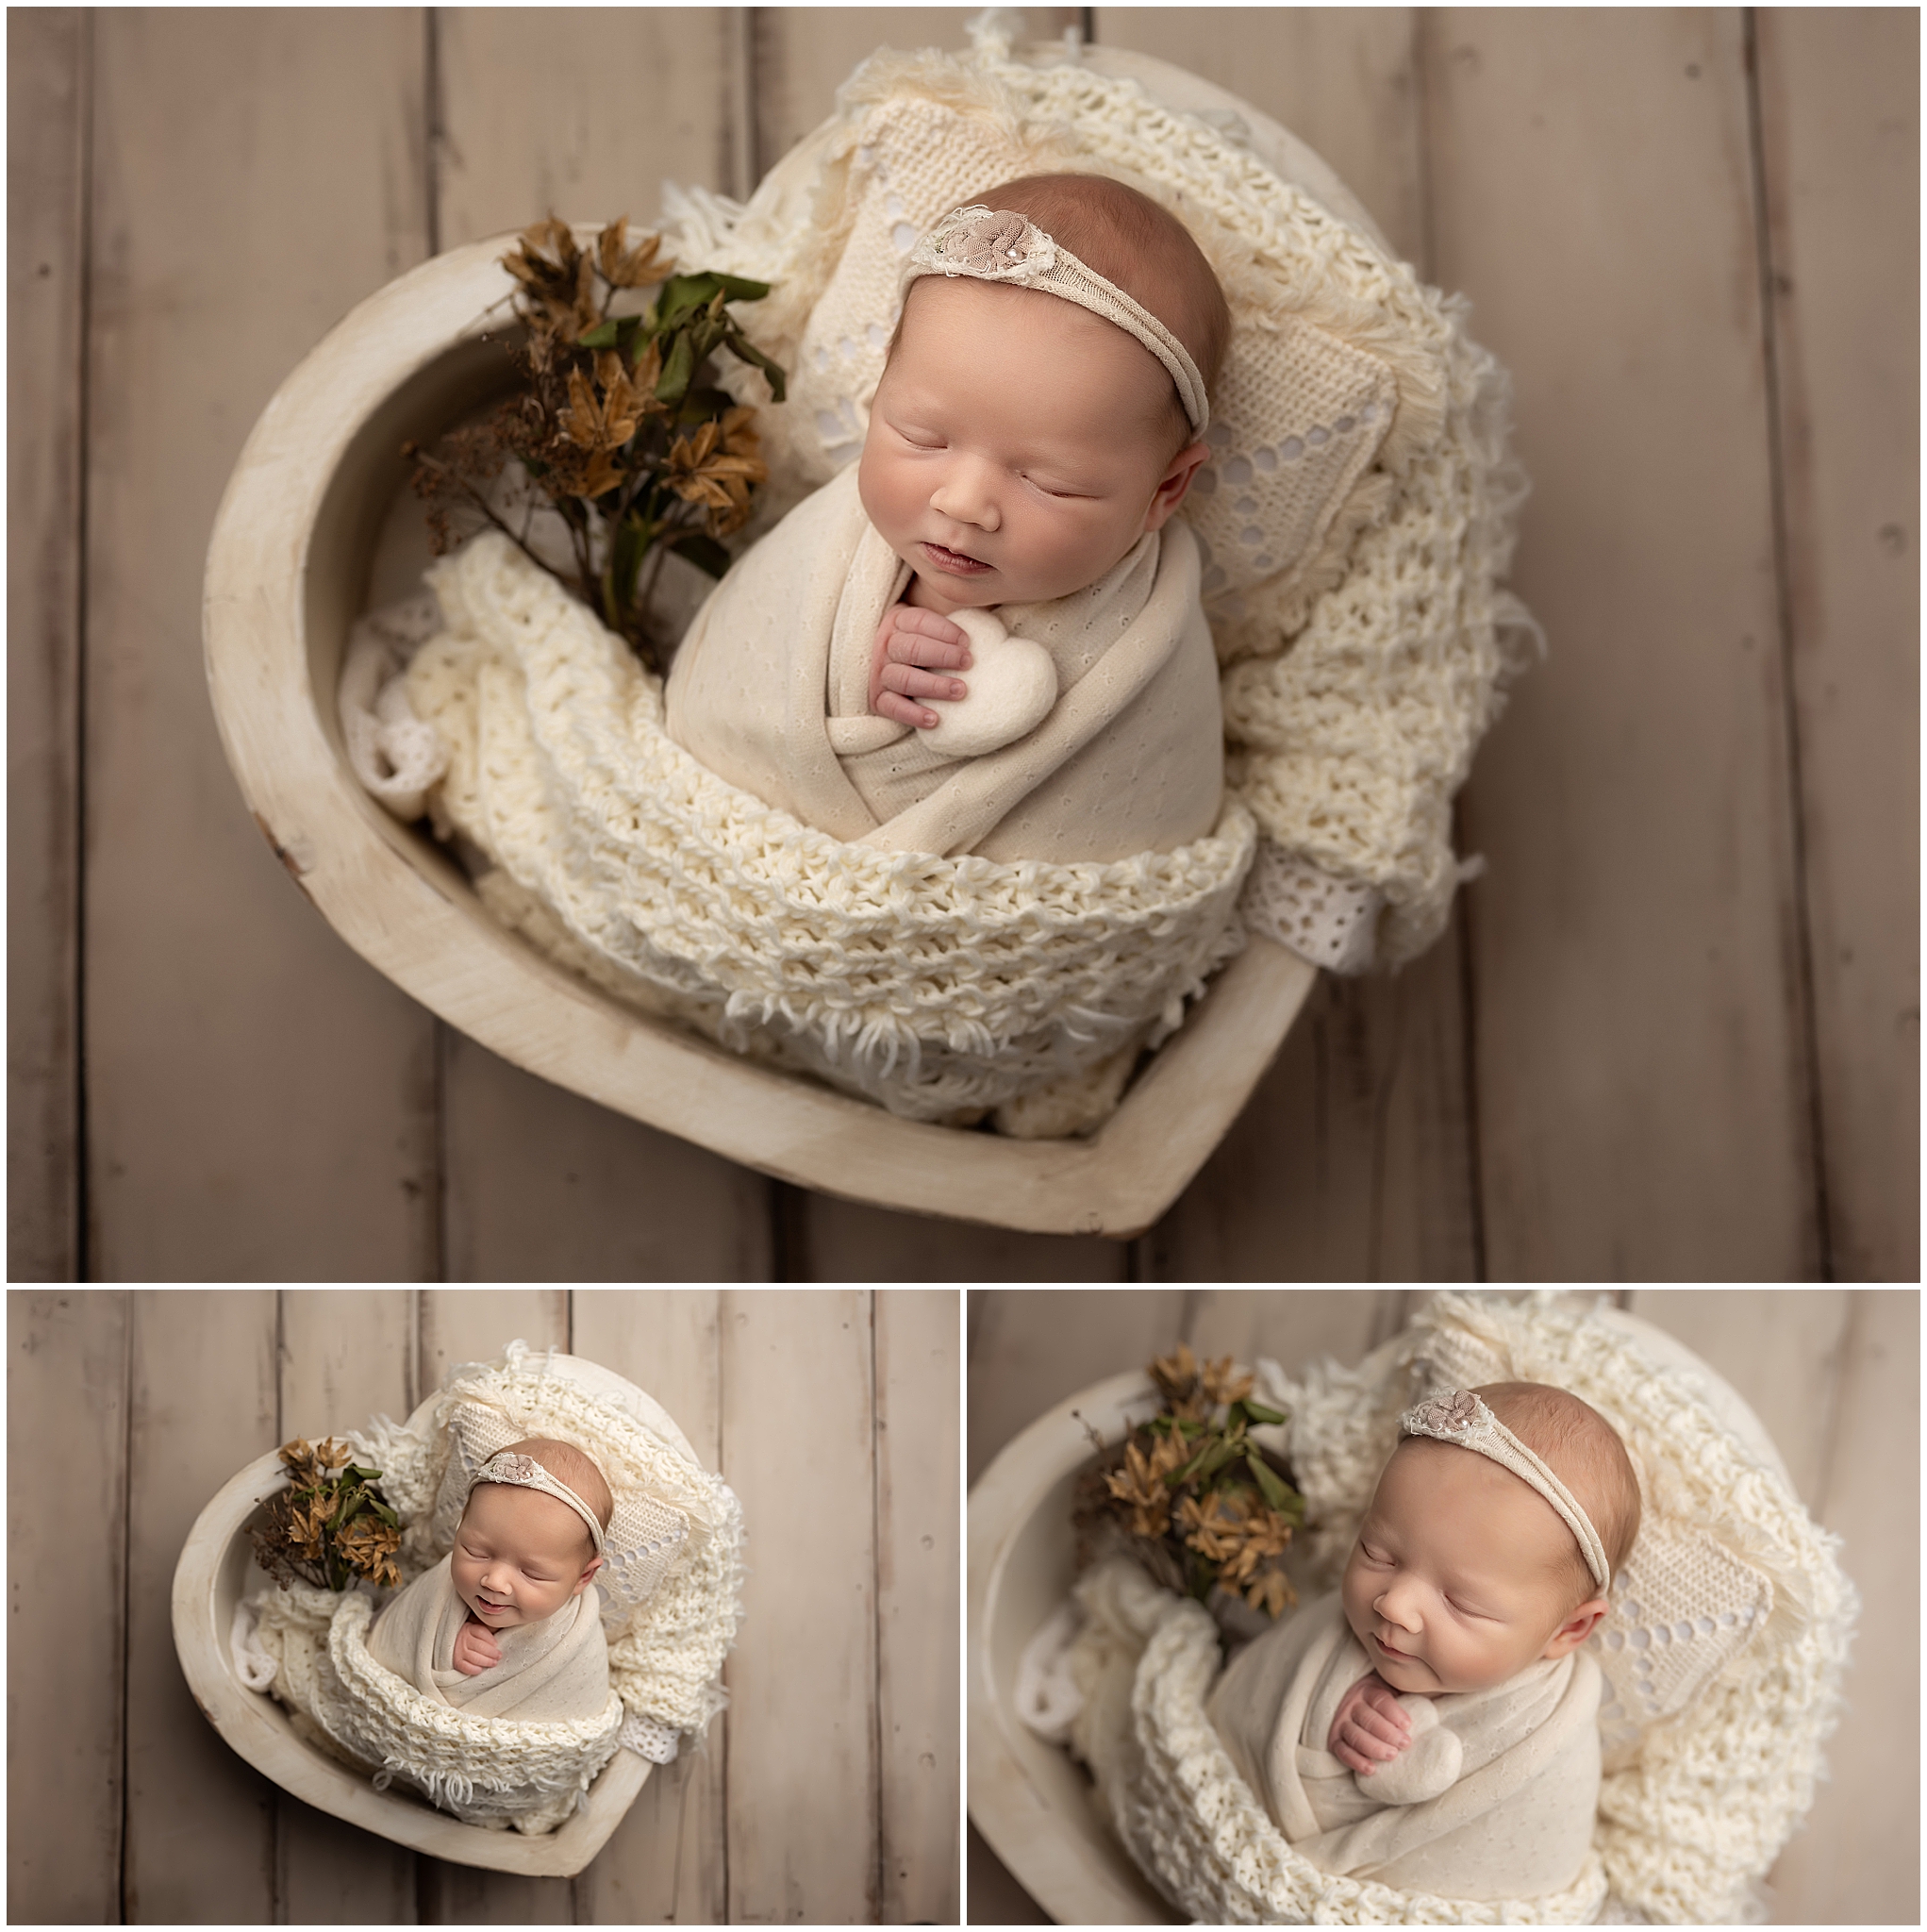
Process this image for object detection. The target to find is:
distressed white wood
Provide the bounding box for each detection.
[127,1291,280,1922]
[875,1291,960,1924]
[722,1290,879,1921]
[8,1291,129,1921]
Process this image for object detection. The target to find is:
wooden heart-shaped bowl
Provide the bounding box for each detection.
[202,44,1336,1235]
[170,1446,649,1875]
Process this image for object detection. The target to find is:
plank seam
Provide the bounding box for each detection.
[116,1288,133,1923]
[75,7,96,1284]
[424,7,442,260]
[1742,6,1835,1281]
[869,1291,885,1922]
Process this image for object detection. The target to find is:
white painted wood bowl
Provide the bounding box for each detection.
[966,1317,1795,1924]
[170,1351,706,1875]
[200,45,1343,1238]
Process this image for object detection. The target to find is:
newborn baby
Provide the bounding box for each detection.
[667,172,1231,865]
[1207,1383,1639,1903]
[367,1437,613,1721]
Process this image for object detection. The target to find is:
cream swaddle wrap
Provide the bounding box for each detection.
[366,1553,612,1721]
[1207,1591,1602,1902]
[665,463,1226,863]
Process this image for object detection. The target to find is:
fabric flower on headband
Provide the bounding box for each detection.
[1410,1390,1481,1434]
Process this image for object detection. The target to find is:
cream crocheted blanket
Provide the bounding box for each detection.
[245,1577,626,1835]
[666,463,1226,864]
[1204,1589,1602,1902]
[365,1553,612,1721]
[403,530,1254,1127]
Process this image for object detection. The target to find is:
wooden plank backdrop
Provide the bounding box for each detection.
[966,1287,1920,1924]
[8,1287,960,1924]
[6,8,1914,1282]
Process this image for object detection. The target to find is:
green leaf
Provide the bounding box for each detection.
[723,328,788,405]
[1244,1400,1287,1425]
[577,318,621,348]
[656,329,696,405]
[348,1465,383,1481]
[712,272,771,303]
[1246,1451,1292,1512]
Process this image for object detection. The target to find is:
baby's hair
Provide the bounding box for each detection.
[899,172,1231,450]
[478,1437,613,1559]
[1472,1382,1641,1605]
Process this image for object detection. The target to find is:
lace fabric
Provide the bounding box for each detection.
[1238,840,1379,973]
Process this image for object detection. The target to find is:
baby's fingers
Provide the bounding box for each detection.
[886,610,972,669]
[881,661,969,705]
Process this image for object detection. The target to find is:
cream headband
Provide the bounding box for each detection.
[902,205,1210,436]
[469,1449,606,1558]
[1400,1390,1611,1592]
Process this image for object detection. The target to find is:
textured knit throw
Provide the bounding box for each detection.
[405,532,1254,1127]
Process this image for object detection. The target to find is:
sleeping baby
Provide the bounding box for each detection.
[366,1438,613,1723]
[666,172,1231,865]
[1207,1383,1639,1902]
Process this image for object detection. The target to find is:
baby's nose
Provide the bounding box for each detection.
[929,459,1000,531]
[1375,1577,1422,1627]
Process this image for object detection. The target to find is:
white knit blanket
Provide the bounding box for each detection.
[1206,1591,1602,1903]
[402,530,1254,1125]
[365,1553,611,1721]
[247,1577,626,1835]
[666,463,1228,864]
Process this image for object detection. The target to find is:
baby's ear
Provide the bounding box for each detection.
[572,1554,606,1596]
[1143,441,1211,533]
[1541,1596,1609,1659]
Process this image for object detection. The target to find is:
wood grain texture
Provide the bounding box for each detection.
[7,1291,128,1922]
[85,8,440,1281]
[572,1290,728,1927]
[6,12,87,1282]
[444,1044,775,1281]
[1768,1291,1919,1924]
[1428,10,1816,1278]
[1185,1288,1400,1373]
[432,9,779,1286]
[124,1290,279,1923]
[274,1291,420,1924]
[1753,11,1920,1283]
[967,1288,1186,1480]
[1089,7,1425,265]
[722,1289,879,1922]
[874,1291,960,1923]
[438,7,738,243]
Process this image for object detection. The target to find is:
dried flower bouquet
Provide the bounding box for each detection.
[1075,1345,1305,1622]
[250,1437,403,1592]
[406,217,789,675]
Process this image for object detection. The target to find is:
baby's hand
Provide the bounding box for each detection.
[1328,1672,1413,1775]
[453,1617,502,1676]
[871,604,972,729]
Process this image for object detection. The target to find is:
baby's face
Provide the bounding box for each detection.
[857,276,1203,614]
[452,1480,601,1631]
[1339,1441,1596,1696]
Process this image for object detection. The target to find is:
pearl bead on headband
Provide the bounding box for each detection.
[469,1449,606,1557]
[901,205,1210,437]
[1400,1389,1611,1592]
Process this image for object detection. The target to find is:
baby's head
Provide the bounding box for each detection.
[452,1438,612,1632]
[1341,1383,1640,1696]
[858,174,1230,613]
